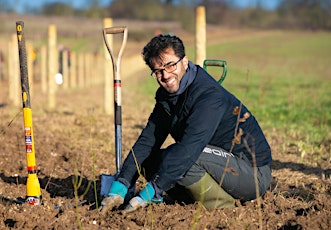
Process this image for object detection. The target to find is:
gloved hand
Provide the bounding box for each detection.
[100,181,128,213]
[123,182,163,213]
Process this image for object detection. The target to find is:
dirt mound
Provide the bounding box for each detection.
[0,78,330,229]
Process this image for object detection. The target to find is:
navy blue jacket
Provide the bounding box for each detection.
[119,64,272,191]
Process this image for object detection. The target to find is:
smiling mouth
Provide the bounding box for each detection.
[165,77,176,87]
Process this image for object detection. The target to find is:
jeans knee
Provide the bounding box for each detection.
[177,176,194,187]
[177,169,206,187]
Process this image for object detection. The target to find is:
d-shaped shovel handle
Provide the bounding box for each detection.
[203,59,227,85]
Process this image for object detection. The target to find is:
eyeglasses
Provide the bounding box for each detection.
[150,56,184,79]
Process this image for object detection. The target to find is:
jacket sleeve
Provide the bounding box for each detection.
[153,86,230,191]
[119,101,171,185]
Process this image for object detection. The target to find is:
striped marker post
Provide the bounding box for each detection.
[16,21,41,205]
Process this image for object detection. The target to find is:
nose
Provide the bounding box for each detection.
[160,69,172,80]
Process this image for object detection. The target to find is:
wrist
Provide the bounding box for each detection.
[109,181,128,198]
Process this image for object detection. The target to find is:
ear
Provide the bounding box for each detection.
[182,56,189,70]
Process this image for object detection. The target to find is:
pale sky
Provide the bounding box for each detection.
[10,0,280,14]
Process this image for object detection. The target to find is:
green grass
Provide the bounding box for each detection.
[141,31,331,158]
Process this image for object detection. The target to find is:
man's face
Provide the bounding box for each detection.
[151,48,188,94]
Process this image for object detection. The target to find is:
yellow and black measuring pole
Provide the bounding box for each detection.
[16,21,41,205]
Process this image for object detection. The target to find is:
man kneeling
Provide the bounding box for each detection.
[101,34,272,213]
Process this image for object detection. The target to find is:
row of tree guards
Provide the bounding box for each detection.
[1,6,206,115]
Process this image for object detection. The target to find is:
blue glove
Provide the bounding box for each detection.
[108,181,128,198]
[139,182,163,203]
[101,180,128,212]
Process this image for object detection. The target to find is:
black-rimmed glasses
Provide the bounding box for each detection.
[150,56,184,79]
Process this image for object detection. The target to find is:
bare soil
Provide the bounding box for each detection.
[0,14,330,229]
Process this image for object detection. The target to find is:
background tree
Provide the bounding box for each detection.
[1,0,330,31]
[41,2,75,16]
[277,0,331,30]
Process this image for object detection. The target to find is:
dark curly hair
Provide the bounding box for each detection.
[142,34,186,69]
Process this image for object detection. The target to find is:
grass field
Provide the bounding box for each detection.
[142,31,331,161]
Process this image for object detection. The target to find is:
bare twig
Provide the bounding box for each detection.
[1,109,22,135]
[88,114,99,210]
[131,149,155,229]
[243,134,262,229]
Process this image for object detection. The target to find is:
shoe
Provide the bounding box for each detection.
[186,173,235,210]
[100,194,124,213]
